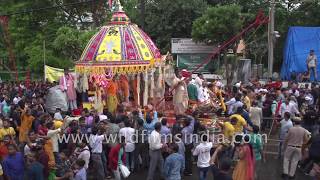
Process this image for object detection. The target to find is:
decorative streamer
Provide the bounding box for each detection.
[143,71,148,106]
[136,73,140,106]
[150,69,155,98]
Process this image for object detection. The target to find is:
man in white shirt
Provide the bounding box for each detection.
[306,49,317,81]
[75,141,90,170]
[54,108,63,120]
[147,122,164,180]
[46,121,62,164]
[225,97,236,115]
[226,94,243,115]
[278,112,293,158]
[89,126,106,180]
[249,101,263,128]
[119,119,136,171]
[288,96,300,116]
[193,134,213,180]
[13,95,21,105]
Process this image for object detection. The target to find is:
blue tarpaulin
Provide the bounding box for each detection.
[281,27,320,80]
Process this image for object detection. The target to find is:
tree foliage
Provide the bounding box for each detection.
[0,0,104,74]
[1,0,320,77]
[192,5,245,45]
[143,0,207,53]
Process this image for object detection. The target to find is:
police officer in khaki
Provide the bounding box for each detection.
[283,117,311,179]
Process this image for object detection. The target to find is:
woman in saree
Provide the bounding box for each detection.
[232,136,255,180]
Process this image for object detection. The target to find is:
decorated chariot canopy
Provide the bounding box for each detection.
[75,0,162,75]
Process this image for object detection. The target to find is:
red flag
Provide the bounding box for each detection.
[109,0,113,9]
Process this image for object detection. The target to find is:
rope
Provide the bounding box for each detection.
[156,11,269,108]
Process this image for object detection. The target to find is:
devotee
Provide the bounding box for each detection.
[74,159,87,180]
[210,145,233,180]
[163,143,185,180]
[119,119,135,171]
[249,125,264,179]
[278,112,293,159]
[89,125,106,180]
[147,122,164,180]
[230,110,250,134]
[2,144,24,180]
[26,152,44,180]
[0,119,16,140]
[108,136,126,180]
[187,78,199,103]
[73,140,90,170]
[249,101,263,128]
[59,69,77,111]
[193,134,213,180]
[19,107,35,150]
[181,115,195,176]
[226,94,243,115]
[232,135,255,180]
[160,118,171,144]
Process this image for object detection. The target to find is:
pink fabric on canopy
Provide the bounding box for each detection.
[124,29,138,60]
[82,28,108,62]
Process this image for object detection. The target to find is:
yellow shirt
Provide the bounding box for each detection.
[230,114,247,133]
[0,127,16,140]
[243,96,251,110]
[223,122,235,140]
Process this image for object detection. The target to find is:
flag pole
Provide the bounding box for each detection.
[43,40,46,82]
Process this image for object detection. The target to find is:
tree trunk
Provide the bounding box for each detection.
[0,16,16,71]
[140,0,145,28]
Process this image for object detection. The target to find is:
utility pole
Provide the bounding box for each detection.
[268,0,275,78]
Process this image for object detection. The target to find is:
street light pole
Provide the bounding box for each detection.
[268,0,275,78]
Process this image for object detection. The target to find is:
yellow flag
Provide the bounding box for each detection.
[44,65,65,83]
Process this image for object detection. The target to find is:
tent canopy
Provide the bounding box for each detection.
[281,26,320,80]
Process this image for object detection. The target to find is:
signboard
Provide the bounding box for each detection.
[177,54,218,73]
[171,38,216,54]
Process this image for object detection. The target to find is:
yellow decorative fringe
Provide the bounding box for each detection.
[75,58,160,75]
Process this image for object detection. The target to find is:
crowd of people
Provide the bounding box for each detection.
[0,77,319,180]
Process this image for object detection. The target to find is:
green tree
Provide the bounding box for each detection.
[192,4,246,45]
[53,26,97,61]
[143,0,207,53]
[0,0,104,76]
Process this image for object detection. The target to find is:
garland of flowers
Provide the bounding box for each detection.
[89,68,114,88]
